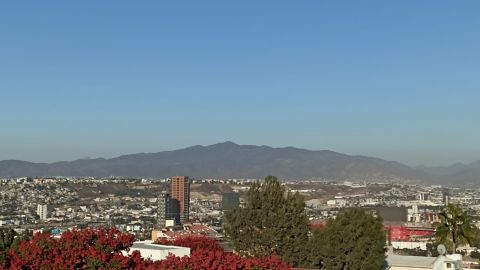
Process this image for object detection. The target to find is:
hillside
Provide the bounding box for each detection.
[0,142,433,181]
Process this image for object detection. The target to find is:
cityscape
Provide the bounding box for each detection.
[2,1,480,269]
[2,170,480,268]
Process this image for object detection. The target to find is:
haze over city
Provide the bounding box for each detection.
[4,2,480,270]
[2,1,480,166]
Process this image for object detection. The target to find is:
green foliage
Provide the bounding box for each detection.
[394,247,428,257]
[434,203,476,253]
[0,228,18,265]
[394,243,439,257]
[224,176,310,266]
[86,256,105,269]
[470,227,480,250]
[426,242,440,257]
[0,228,16,251]
[308,208,386,270]
[470,250,480,260]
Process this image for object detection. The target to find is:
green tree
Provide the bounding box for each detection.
[0,228,21,265]
[0,228,16,251]
[308,208,386,270]
[434,203,476,253]
[470,227,480,249]
[224,176,309,266]
[12,229,33,248]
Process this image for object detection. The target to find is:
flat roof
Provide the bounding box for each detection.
[131,242,187,251]
[387,254,436,268]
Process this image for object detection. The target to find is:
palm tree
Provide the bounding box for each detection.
[434,203,476,253]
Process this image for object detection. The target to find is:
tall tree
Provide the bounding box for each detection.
[224,176,309,266]
[0,228,18,265]
[309,208,386,270]
[434,203,476,253]
[0,228,16,252]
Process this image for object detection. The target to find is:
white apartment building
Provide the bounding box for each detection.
[36,204,48,220]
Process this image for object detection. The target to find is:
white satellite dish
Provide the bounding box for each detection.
[437,244,447,255]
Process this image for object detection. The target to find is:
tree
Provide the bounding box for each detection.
[0,228,19,266]
[308,208,386,270]
[470,227,480,249]
[434,203,476,253]
[224,176,310,266]
[471,250,480,260]
[0,228,16,252]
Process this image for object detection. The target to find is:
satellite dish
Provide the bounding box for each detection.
[437,244,447,255]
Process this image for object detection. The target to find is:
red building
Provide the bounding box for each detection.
[385,225,435,242]
[171,176,190,224]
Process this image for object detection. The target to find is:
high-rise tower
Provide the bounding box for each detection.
[157,191,171,228]
[222,192,240,212]
[171,176,190,224]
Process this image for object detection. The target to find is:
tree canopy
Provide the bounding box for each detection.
[0,229,16,252]
[308,208,386,270]
[434,203,476,253]
[224,176,310,266]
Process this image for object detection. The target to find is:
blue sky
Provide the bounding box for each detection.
[1,1,479,166]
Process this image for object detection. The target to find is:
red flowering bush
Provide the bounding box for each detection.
[309,223,326,230]
[2,227,136,270]
[148,249,290,270]
[1,228,291,270]
[152,235,290,270]
[155,235,223,252]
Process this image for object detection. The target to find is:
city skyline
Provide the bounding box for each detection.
[2,1,480,166]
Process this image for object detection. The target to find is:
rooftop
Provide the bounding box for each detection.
[131,241,186,251]
[387,254,436,268]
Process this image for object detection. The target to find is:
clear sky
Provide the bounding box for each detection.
[1,1,479,166]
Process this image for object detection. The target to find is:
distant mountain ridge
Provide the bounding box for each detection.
[0,142,478,184]
[416,161,480,184]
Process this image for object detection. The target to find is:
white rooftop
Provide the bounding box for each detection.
[387,254,437,268]
[386,254,463,270]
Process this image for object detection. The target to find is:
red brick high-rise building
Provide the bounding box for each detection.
[171,176,190,224]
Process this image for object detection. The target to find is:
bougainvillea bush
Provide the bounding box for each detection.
[153,236,290,270]
[1,227,140,270]
[0,227,290,270]
[155,235,224,252]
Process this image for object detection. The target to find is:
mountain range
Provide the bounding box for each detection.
[0,142,478,184]
[416,161,480,184]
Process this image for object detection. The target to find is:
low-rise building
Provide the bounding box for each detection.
[123,240,190,261]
